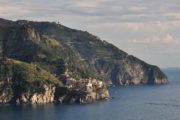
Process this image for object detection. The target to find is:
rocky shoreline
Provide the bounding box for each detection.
[55,78,110,104]
[0,78,110,104]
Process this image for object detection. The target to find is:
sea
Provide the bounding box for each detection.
[0,72,180,120]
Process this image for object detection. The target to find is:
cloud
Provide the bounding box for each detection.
[163,34,178,44]
[92,20,180,32]
[94,22,145,31]
[129,34,179,44]
[1,0,180,24]
[164,13,180,19]
[67,1,100,8]
[1,0,180,67]
[0,3,30,17]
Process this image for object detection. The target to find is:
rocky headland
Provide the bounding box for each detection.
[0,18,168,104]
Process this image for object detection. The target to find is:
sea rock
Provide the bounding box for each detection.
[20,85,56,104]
[0,84,56,104]
[0,89,13,104]
[0,80,110,104]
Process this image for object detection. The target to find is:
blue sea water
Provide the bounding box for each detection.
[0,75,180,120]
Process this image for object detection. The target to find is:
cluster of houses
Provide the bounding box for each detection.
[59,74,104,92]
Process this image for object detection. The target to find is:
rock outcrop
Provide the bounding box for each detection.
[0,88,13,104]
[19,85,55,104]
[55,78,110,104]
[0,79,109,104]
[0,82,56,104]
[94,56,168,85]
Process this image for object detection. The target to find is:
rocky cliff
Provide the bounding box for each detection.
[0,18,168,104]
[0,59,109,104]
[54,76,110,104]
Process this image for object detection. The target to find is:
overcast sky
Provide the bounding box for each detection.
[0,0,180,68]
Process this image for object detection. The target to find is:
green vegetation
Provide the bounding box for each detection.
[0,59,62,95]
[0,18,167,87]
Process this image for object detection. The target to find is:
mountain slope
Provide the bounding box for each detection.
[0,18,168,86]
[30,20,168,85]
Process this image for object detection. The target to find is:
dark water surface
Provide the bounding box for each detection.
[1,79,180,120]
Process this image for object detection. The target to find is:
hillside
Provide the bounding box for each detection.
[0,18,168,85]
[0,18,168,104]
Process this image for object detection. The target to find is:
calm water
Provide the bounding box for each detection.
[1,78,180,120]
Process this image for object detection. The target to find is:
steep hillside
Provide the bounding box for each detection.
[0,18,168,86]
[0,18,111,104]
[30,20,168,85]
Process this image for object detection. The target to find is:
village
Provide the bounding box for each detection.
[59,74,104,92]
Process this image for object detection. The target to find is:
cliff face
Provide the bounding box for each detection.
[0,18,168,103]
[54,77,110,104]
[1,81,108,104]
[94,55,168,85]
[0,84,55,104]
[0,68,109,104]
[0,84,12,104]
[28,20,168,85]
[0,59,109,104]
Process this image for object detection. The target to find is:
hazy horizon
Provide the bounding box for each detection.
[0,0,180,68]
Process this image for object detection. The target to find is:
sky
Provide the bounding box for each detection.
[0,0,180,68]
